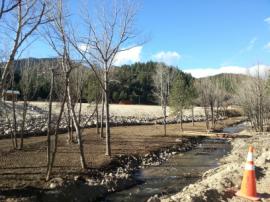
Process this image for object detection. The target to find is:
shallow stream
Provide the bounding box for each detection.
[104,124,244,202]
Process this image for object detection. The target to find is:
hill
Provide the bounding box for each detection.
[3,58,191,104]
[1,57,248,103]
[199,73,250,93]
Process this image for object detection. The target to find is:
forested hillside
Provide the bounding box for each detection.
[1,58,190,104]
[1,58,247,104]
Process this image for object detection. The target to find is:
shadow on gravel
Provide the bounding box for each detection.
[192,189,227,202]
[260,192,270,199]
[255,166,265,180]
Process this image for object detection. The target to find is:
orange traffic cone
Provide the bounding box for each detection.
[236,146,260,201]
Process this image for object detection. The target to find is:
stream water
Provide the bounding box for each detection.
[104,124,244,202]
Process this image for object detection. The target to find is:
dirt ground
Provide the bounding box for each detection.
[0,117,242,191]
[161,124,270,202]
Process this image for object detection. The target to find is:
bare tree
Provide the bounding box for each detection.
[71,0,142,156]
[84,71,102,135]
[153,63,173,136]
[169,72,194,132]
[196,79,210,130]
[19,58,39,149]
[46,66,67,181]
[236,66,270,132]
[43,0,87,178]
[10,67,18,148]
[207,80,218,128]
[0,0,18,19]
[0,0,48,97]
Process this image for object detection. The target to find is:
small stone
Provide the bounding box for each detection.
[147,195,161,202]
[49,177,64,189]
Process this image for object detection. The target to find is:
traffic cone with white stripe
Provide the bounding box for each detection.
[236,146,260,201]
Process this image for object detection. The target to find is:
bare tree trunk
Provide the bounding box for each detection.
[3,99,16,148]
[11,94,18,149]
[20,99,27,149]
[78,89,83,126]
[66,103,73,143]
[215,104,220,127]
[259,93,263,132]
[191,105,194,126]
[46,85,67,181]
[104,70,111,156]
[100,91,104,138]
[204,106,209,130]
[10,72,18,149]
[210,103,214,128]
[95,93,100,134]
[67,77,86,169]
[162,104,167,136]
[46,70,54,174]
[180,110,183,132]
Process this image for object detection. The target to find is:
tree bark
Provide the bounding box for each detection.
[100,92,104,138]
[162,104,167,136]
[204,106,209,130]
[180,110,183,132]
[95,93,100,134]
[78,89,83,126]
[11,92,18,149]
[191,105,194,126]
[20,99,28,149]
[66,103,73,143]
[46,84,67,181]
[210,102,214,128]
[104,70,111,156]
[67,77,86,169]
[46,70,54,174]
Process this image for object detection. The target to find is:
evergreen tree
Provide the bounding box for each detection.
[169,72,194,131]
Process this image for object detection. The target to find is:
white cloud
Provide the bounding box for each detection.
[245,37,257,51]
[78,43,89,52]
[264,17,270,24]
[184,64,270,78]
[114,46,143,66]
[264,42,270,50]
[78,44,142,66]
[152,51,181,66]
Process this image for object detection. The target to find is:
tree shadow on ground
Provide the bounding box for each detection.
[0,186,49,197]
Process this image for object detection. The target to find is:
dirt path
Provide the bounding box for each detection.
[161,125,270,202]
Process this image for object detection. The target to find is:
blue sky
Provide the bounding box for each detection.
[24,0,270,77]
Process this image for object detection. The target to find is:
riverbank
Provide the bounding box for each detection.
[0,136,202,202]
[0,118,243,201]
[160,124,270,202]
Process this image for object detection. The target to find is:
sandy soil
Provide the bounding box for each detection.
[0,118,241,191]
[161,124,270,202]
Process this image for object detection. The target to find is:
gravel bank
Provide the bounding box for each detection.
[160,127,270,202]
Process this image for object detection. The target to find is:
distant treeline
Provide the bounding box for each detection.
[1,58,244,104]
[109,61,191,104]
[2,58,186,104]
